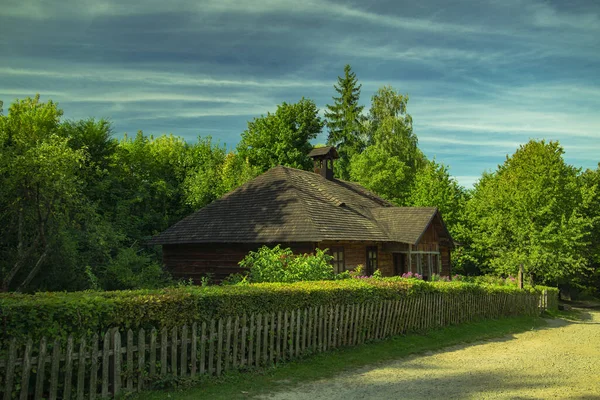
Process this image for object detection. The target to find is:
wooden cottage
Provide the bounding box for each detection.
[149,146,454,282]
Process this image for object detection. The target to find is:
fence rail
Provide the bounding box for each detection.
[0,290,553,399]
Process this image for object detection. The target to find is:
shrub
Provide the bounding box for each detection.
[452,274,519,287]
[430,274,450,282]
[0,279,558,342]
[238,245,335,283]
[401,272,424,280]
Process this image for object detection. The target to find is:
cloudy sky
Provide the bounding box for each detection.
[1,0,599,187]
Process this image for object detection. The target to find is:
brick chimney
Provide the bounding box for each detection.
[308,146,339,180]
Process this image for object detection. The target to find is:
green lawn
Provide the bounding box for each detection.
[133,315,546,400]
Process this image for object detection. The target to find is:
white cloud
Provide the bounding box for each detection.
[0,67,330,89]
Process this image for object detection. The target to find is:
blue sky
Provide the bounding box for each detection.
[1,0,599,187]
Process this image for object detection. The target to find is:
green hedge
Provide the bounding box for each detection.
[0,278,557,341]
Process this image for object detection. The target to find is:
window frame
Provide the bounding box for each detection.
[329,246,345,274]
[366,246,378,275]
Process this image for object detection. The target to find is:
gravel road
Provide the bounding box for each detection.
[259,309,600,400]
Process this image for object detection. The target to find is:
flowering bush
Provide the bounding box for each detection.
[401,271,424,280]
[238,245,335,283]
[347,265,383,280]
[430,274,450,282]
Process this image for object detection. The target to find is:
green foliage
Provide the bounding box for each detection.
[349,145,411,204]
[238,98,324,173]
[408,159,468,231]
[350,86,425,205]
[325,64,366,180]
[0,95,86,291]
[238,245,335,283]
[465,140,591,285]
[104,248,168,290]
[0,279,556,342]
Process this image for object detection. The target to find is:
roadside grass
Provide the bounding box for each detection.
[542,307,585,321]
[133,315,546,400]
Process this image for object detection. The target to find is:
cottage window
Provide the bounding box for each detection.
[330,246,345,273]
[366,246,378,275]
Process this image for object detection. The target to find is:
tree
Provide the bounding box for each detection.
[0,95,85,291]
[367,86,423,172]
[238,98,323,173]
[349,86,425,205]
[408,160,467,231]
[324,65,365,180]
[466,140,591,285]
[576,165,600,295]
[183,137,227,209]
[349,146,411,205]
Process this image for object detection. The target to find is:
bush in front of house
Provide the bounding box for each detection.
[0,278,558,343]
[237,245,335,283]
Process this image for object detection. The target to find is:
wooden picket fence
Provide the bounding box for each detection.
[0,291,550,399]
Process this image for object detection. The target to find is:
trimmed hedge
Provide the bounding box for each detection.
[0,278,558,341]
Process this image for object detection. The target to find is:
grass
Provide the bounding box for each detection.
[133,315,546,400]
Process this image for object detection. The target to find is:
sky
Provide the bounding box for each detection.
[1,0,599,188]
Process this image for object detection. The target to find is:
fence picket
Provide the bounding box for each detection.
[276,311,282,361]
[180,325,188,378]
[232,317,239,369]
[248,315,254,367]
[269,313,275,364]
[217,319,224,375]
[34,337,47,400]
[225,318,232,371]
[138,328,146,391]
[49,338,61,400]
[160,327,167,377]
[313,307,319,352]
[127,330,134,391]
[200,322,207,374]
[113,330,121,397]
[254,315,262,368]
[90,334,98,400]
[263,315,269,365]
[76,336,86,400]
[3,339,16,400]
[19,338,33,400]
[340,305,347,346]
[170,327,178,377]
[283,311,289,358]
[240,316,247,367]
[150,328,157,379]
[64,335,74,400]
[208,319,216,375]
[101,332,109,398]
[302,308,308,353]
[333,305,340,348]
[295,310,301,356]
[191,323,197,377]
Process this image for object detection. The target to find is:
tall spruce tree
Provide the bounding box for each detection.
[324,65,365,180]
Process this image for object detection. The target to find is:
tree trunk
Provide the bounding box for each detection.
[16,247,49,292]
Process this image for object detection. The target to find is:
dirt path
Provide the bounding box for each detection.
[259,310,600,400]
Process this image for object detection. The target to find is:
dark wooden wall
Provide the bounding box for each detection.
[162,242,315,283]
[162,239,451,283]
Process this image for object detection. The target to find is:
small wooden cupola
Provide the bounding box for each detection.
[308,146,339,180]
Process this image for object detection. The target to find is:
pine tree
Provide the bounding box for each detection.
[324,65,365,180]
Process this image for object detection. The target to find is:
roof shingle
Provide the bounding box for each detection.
[149,166,451,245]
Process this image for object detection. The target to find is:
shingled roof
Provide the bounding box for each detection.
[149,165,452,245]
